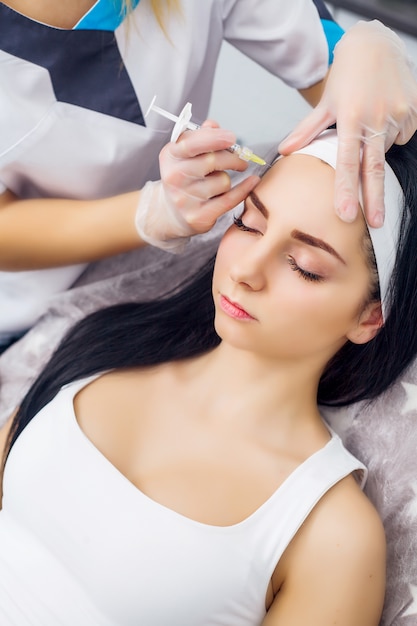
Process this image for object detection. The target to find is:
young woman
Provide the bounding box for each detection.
[1,128,417,624]
[0,0,415,353]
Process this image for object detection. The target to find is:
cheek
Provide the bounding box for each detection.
[266,279,367,350]
[297,283,363,323]
[213,229,240,280]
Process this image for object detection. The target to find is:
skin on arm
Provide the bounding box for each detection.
[0,413,15,508]
[298,76,327,109]
[0,128,256,270]
[0,189,142,270]
[262,476,386,626]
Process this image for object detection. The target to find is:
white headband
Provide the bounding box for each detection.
[291,130,404,320]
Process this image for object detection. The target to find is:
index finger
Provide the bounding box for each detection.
[172,127,237,159]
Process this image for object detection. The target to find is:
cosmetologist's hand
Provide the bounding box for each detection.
[135,121,259,252]
[278,20,417,228]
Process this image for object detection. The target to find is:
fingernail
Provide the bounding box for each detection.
[278,136,294,151]
[370,211,384,228]
[336,200,357,223]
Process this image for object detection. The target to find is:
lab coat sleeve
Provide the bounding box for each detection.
[221,0,344,89]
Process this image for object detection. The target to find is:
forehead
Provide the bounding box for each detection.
[255,154,366,247]
[260,153,335,207]
[256,153,366,235]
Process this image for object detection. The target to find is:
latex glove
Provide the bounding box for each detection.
[135,122,260,252]
[279,20,417,227]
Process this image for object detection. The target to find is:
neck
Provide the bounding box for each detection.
[3,0,97,28]
[181,342,326,434]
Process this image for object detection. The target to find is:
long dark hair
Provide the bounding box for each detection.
[5,135,417,458]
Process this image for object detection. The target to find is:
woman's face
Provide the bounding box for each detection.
[212,153,378,365]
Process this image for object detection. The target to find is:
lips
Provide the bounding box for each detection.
[219,295,255,320]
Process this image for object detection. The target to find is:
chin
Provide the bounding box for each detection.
[213,314,255,352]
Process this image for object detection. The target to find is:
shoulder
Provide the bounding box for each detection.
[266,475,386,625]
[301,475,386,573]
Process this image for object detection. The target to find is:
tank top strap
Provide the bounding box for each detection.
[246,434,367,578]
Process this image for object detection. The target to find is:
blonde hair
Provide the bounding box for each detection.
[122,0,180,31]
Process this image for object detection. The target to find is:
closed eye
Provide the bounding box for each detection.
[287,256,324,283]
[233,215,260,234]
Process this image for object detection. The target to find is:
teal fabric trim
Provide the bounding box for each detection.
[75,0,140,31]
[321,19,344,64]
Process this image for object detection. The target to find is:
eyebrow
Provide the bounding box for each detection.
[291,230,346,265]
[248,191,269,218]
[249,191,346,265]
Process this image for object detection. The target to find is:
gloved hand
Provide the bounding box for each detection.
[278,20,417,227]
[135,122,260,252]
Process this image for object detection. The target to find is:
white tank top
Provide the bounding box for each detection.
[0,376,366,625]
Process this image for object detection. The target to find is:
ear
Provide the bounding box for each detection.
[346,301,383,345]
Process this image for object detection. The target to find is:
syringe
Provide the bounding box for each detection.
[145,96,266,166]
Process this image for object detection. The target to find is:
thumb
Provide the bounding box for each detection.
[278,106,334,154]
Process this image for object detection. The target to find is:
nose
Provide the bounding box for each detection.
[229,246,268,291]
